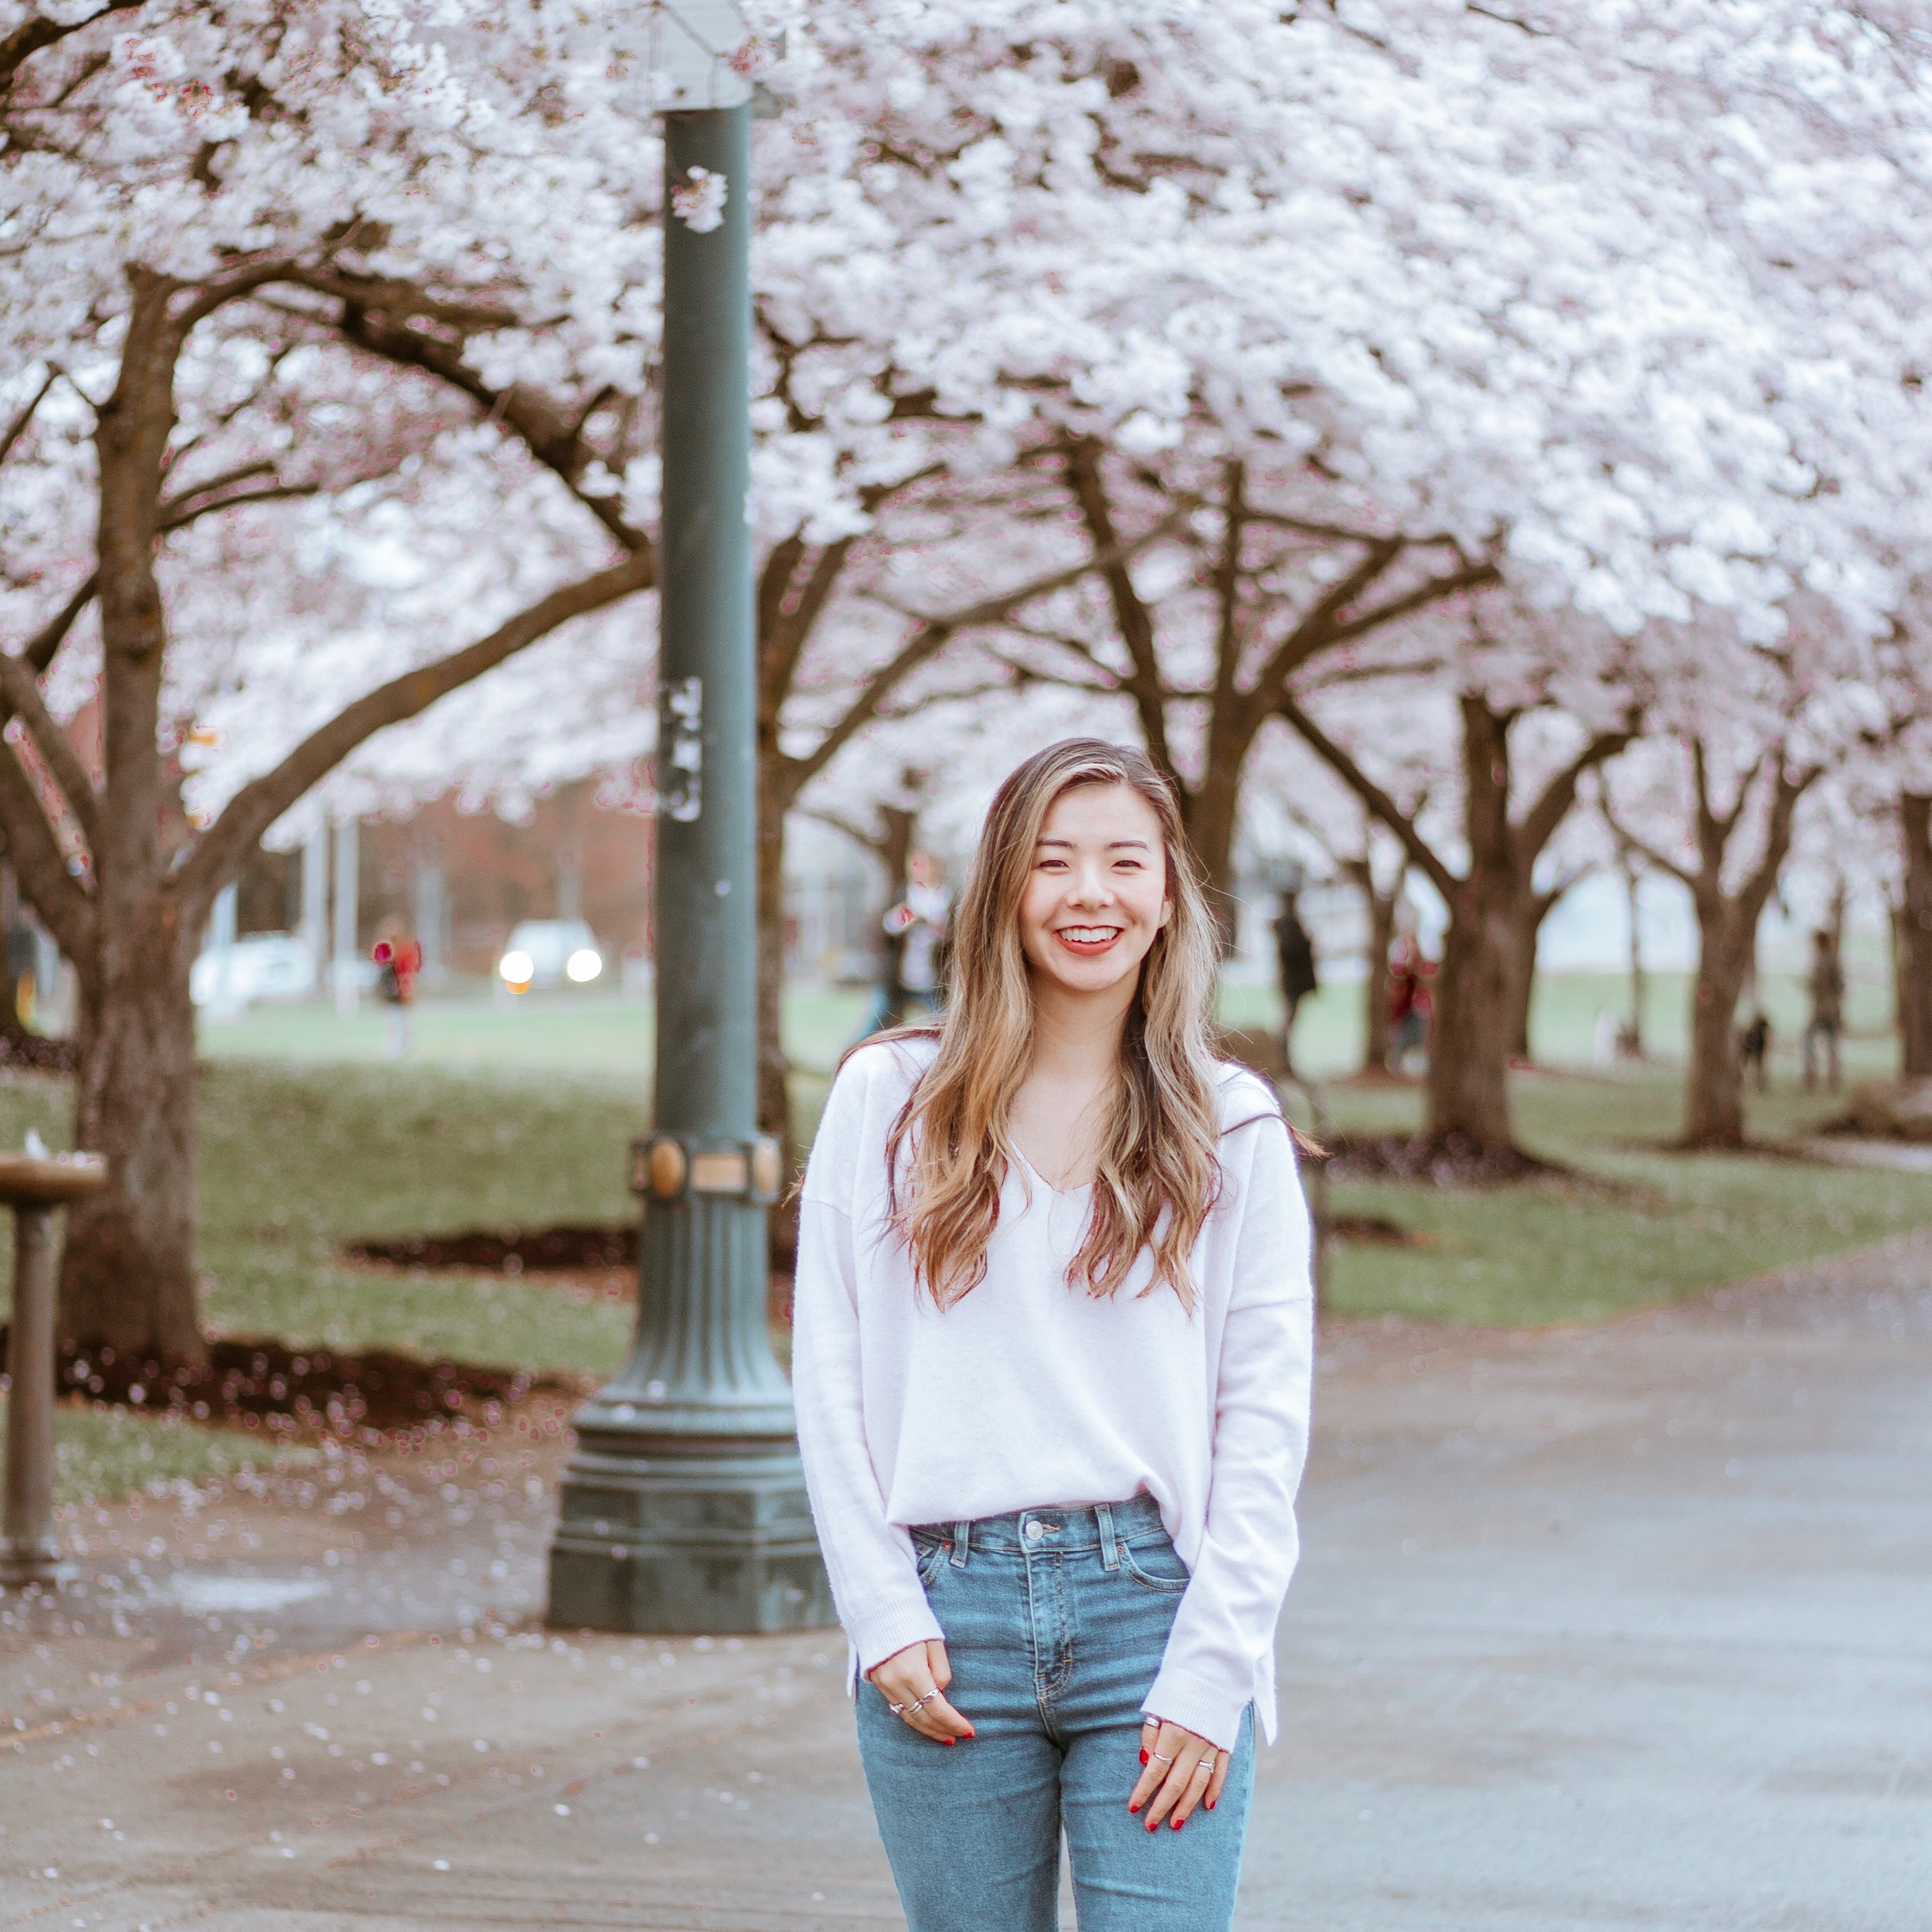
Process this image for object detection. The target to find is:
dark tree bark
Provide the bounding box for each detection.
[1897,793,1932,1078]
[0,267,658,1366]
[1281,692,1630,1158]
[1341,853,1404,1075]
[1504,874,1584,1063]
[1617,847,1648,1060]
[1611,743,1818,1150]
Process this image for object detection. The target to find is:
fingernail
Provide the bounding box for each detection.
[1172,1816,1185,1831]
[1206,1798,1216,1811]
[1139,1749,1148,1765]
[1128,1802,1140,1815]
[1145,1820,1157,1833]
[943,1739,955,1747]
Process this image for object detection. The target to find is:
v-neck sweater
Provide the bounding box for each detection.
[791,1036,1315,1752]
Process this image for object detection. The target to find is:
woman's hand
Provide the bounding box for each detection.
[866,1640,975,1745]
[1128,1714,1228,1829]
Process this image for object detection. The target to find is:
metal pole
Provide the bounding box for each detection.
[547,103,831,1634]
[1,1206,72,1588]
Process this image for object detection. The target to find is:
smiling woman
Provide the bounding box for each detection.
[791,740,1316,1932]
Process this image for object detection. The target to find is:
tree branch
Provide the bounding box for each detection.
[0,367,56,469]
[22,572,96,675]
[1275,695,1458,900]
[801,505,1191,792]
[1517,727,1635,860]
[1326,559,1501,646]
[1064,439,1176,783]
[0,740,94,961]
[0,2,145,107]
[0,651,95,844]
[174,549,655,917]
[1599,794,1696,890]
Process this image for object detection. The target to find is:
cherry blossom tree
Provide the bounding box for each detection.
[0,0,674,1364]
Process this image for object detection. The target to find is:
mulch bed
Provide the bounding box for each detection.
[1325,1213,1433,1247]
[1322,1131,1568,1186]
[0,1032,78,1074]
[32,1336,587,1442]
[345,1223,636,1273]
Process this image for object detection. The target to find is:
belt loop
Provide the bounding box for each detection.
[951,1519,971,1569]
[1097,1502,1119,1572]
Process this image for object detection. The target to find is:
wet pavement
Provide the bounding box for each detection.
[2,1238,1928,1930]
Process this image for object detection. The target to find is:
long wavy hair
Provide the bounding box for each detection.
[883,739,1226,1311]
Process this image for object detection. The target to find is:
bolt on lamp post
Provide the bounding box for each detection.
[547,5,832,1636]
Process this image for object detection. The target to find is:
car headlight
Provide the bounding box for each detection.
[498,949,534,990]
[566,947,603,984]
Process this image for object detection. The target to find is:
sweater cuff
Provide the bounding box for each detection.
[1142,1664,1249,1755]
[850,1598,947,1679]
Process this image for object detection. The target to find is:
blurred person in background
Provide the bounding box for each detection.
[1386,915,1434,1074]
[1271,883,1318,1076]
[372,922,422,1059]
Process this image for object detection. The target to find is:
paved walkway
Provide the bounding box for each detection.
[3,1237,1928,1930]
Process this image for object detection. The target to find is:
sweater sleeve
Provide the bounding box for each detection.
[791,1067,945,1677]
[1142,1116,1315,1751]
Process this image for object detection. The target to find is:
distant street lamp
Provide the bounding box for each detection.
[547,5,832,1635]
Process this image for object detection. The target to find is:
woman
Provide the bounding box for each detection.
[793,739,1315,1932]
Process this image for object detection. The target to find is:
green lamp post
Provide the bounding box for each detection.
[547,5,832,1636]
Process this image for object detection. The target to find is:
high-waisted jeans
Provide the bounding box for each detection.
[855,1493,1255,1932]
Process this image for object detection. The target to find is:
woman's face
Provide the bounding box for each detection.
[1018,782,1172,1000]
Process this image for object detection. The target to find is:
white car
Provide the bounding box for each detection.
[498,919,603,992]
[191,933,318,1011]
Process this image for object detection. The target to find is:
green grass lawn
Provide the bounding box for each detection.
[0,971,1921,1502]
[1316,1066,1932,1325]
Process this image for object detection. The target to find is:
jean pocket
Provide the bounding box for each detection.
[1119,1536,1190,1594]
[913,1536,951,1588]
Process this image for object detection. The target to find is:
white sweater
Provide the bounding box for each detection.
[791,1036,1315,1752]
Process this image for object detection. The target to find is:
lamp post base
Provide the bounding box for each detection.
[548,1435,833,1634]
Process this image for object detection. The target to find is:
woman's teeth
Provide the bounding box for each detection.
[1058,927,1121,945]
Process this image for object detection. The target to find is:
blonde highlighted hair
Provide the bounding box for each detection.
[881,739,1230,1311]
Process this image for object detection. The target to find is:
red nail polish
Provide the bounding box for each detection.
[1128,1803,1140,1815]
[1206,1798,1216,1811]
[944,1739,955,1747]
[1139,1749,1148,1766]
[1145,1820,1157,1833]
[1172,1816,1185,1831]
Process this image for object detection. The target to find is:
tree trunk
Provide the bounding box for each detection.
[1422,699,1526,1155]
[1898,793,1932,1077]
[1346,856,1401,1075]
[1505,897,1541,1063]
[1620,852,1647,1059]
[59,908,203,1362]
[1684,897,1753,1148]
[871,801,916,1029]
[1426,876,1520,1153]
[1184,747,1252,955]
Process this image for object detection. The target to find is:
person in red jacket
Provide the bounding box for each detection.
[371,923,423,1059]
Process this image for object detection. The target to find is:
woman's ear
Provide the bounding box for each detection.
[1158,897,1173,928]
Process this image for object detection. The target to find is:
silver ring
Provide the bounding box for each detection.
[908,1689,939,1712]
[887,1702,907,1715]
[1191,1755,1215,1777]
[1151,1750,1175,1764]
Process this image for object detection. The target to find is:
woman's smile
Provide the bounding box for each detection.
[1055,923,1124,955]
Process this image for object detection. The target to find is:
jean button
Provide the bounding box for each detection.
[1024,1520,1045,1542]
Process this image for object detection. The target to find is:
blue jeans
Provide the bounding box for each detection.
[856,1495,1255,1932]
